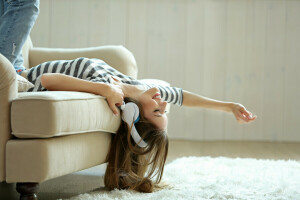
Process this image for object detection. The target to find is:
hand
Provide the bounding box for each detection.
[230,103,257,124]
[103,81,124,116]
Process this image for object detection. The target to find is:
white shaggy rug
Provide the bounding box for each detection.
[60,156,300,200]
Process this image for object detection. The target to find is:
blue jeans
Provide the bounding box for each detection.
[0,0,39,75]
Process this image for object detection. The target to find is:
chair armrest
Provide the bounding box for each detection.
[0,53,18,181]
[29,45,138,79]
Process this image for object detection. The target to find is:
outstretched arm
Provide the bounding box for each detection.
[182,90,257,124]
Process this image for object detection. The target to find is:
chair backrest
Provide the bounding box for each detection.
[22,36,33,69]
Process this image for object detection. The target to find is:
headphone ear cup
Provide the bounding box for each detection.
[128,103,140,121]
[121,102,140,123]
[120,101,126,110]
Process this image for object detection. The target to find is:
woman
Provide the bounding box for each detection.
[21,57,257,192]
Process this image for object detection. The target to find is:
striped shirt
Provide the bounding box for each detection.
[26,57,183,106]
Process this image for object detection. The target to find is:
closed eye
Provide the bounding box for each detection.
[154,109,167,114]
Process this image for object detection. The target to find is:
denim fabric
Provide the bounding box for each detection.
[0,0,39,75]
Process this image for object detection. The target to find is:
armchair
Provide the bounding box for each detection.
[0,37,142,199]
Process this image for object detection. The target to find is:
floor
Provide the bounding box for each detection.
[1,140,300,200]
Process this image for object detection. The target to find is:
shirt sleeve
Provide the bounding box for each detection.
[89,76,109,83]
[140,83,183,106]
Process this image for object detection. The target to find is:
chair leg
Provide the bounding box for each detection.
[16,182,39,200]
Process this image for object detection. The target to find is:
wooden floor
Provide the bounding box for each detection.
[1,140,300,200]
[167,140,300,163]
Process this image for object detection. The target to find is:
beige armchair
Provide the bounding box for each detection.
[0,37,145,200]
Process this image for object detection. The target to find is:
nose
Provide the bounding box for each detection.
[160,101,167,114]
[153,87,160,93]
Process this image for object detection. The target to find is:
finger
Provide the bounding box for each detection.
[116,100,124,107]
[107,101,119,116]
[109,77,117,85]
[115,97,124,109]
[111,76,121,84]
[111,76,121,82]
[249,112,258,119]
[241,108,252,119]
[117,96,124,104]
[250,115,257,120]
[238,112,249,122]
[234,113,245,124]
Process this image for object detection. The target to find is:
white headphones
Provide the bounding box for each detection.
[120,102,147,148]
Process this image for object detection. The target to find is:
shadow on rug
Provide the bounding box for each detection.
[58,156,300,200]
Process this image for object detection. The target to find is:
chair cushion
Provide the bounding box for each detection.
[11,91,121,138]
[6,131,111,183]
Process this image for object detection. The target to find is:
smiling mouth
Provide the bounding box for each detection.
[152,93,161,99]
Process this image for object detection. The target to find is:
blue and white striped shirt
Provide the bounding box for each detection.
[26,57,183,106]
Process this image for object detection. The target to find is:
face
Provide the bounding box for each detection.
[137,87,168,130]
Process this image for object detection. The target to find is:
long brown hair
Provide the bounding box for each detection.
[104,97,169,193]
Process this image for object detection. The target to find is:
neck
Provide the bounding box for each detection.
[121,83,144,99]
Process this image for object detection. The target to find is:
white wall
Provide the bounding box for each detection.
[31,0,300,142]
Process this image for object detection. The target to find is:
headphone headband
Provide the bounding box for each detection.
[120,102,147,148]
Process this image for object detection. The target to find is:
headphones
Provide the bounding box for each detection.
[120,102,147,148]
